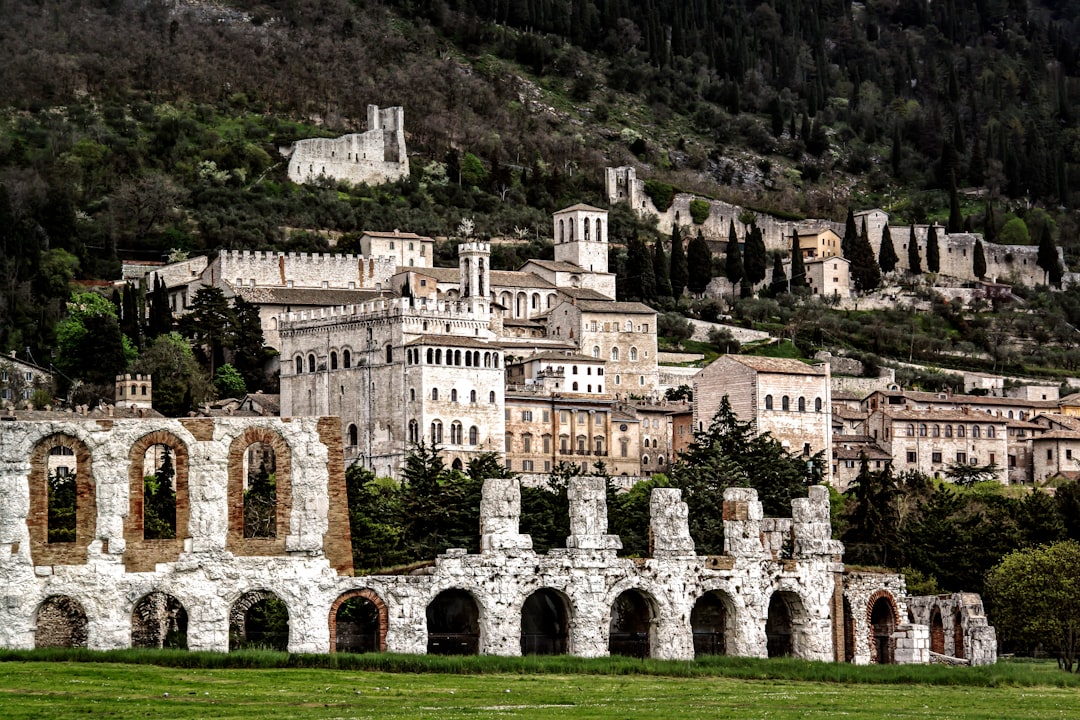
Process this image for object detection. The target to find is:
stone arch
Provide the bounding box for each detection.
[124,430,190,571]
[953,609,965,659]
[35,595,88,648]
[867,590,899,664]
[28,433,95,566]
[765,590,810,658]
[608,588,658,658]
[426,588,481,655]
[227,427,293,556]
[930,606,945,655]
[229,589,290,652]
[691,589,736,657]
[520,588,570,655]
[131,591,188,649]
[329,589,388,653]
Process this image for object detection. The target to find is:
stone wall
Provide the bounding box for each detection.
[210,250,398,292]
[287,105,409,187]
[907,593,998,665]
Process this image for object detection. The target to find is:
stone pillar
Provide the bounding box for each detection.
[722,488,767,559]
[565,477,621,551]
[649,488,695,557]
[480,478,532,552]
[893,623,930,664]
[967,625,998,666]
[792,485,844,558]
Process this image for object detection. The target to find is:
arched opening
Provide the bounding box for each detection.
[30,434,95,566]
[608,589,654,658]
[520,589,569,655]
[331,591,386,654]
[451,457,464,471]
[35,595,88,648]
[131,592,188,649]
[141,444,177,540]
[348,424,358,447]
[230,590,289,652]
[47,446,77,543]
[243,442,277,538]
[870,596,897,664]
[930,607,945,655]
[953,610,965,659]
[766,592,799,658]
[843,596,856,662]
[691,590,733,657]
[426,589,480,655]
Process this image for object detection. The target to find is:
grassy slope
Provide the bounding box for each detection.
[0,657,1078,719]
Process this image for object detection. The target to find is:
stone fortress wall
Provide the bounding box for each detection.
[606,166,1063,287]
[0,417,993,664]
[211,250,399,292]
[286,105,409,186]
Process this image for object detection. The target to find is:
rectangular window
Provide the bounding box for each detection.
[543,410,550,422]
[523,436,532,453]
[522,460,534,472]
[543,436,551,453]
[1009,455,1016,468]
[906,451,917,463]
[1068,449,1074,460]
[544,461,551,472]
[560,410,569,423]
[989,453,996,465]
[1048,449,1054,460]
[932,452,942,464]
[957,452,967,464]
[578,412,587,424]
[521,410,533,422]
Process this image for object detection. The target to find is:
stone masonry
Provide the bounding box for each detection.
[286,105,409,187]
[0,417,994,663]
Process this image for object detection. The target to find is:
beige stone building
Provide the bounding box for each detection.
[1029,430,1080,484]
[357,230,434,269]
[804,256,851,299]
[693,355,833,485]
[286,105,409,186]
[798,228,842,260]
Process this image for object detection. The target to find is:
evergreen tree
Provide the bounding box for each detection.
[973,238,987,280]
[851,219,882,292]
[1037,223,1064,286]
[789,229,805,289]
[769,254,788,296]
[948,172,964,233]
[653,238,672,297]
[724,220,744,295]
[626,237,656,300]
[686,230,713,294]
[908,225,923,274]
[178,286,233,377]
[842,454,900,567]
[147,276,173,340]
[878,222,899,273]
[669,225,688,298]
[842,208,858,259]
[926,224,941,273]
[984,201,996,243]
[743,224,768,286]
[229,296,268,392]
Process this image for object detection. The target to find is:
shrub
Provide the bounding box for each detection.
[658,311,694,343]
[707,327,740,353]
[644,180,676,211]
[689,198,711,224]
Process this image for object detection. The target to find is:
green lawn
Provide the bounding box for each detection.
[1,658,1078,719]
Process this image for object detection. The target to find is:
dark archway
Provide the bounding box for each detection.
[930,607,945,655]
[953,610,965,659]
[333,593,384,654]
[131,592,188,649]
[691,591,733,657]
[766,593,794,658]
[426,589,480,655]
[608,589,654,658]
[842,596,856,663]
[870,596,897,664]
[520,589,569,655]
[229,590,289,652]
[35,595,88,648]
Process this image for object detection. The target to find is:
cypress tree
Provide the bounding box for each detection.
[878,222,899,273]
[769,253,788,296]
[926,223,940,273]
[669,225,688,298]
[907,225,923,274]
[724,220,744,293]
[789,229,806,289]
[1037,223,1063,287]
[948,172,963,233]
[973,238,987,280]
[851,219,882,292]
[653,238,672,297]
[687,230,713,295]
[744,224,768,286]
[842,208,858,259]
[984,201,996,243]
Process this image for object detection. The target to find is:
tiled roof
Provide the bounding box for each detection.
[363,230,431,240]
[489,270,555,288]
[556,203,605,213]
[571,300,655,314]
[405,334,498,350]
[722,355,823,375]
[523,259,587,273]
[233,286,387,306]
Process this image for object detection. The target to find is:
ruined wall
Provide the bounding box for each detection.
[907,593,997,666]
[287,106,409,187]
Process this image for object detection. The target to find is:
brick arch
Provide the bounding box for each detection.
[124,430,190,571]
[228,588,290,652]
[605,583,663,659]
[328,588,388,653]
[35,594,89,648]
[227,427,292,556]
[865,590,901,664]
[28,433,95,566]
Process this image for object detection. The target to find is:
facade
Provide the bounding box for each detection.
[357,230,434,269]
[694,355,833,486]
[286,105,409,186]
[866,408,1009,482]
[798,228,842,260]
[0,352,53,407]
[804,256,852,298]
[0,414,995,664]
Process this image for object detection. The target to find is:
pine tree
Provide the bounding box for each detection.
[669,225,688,298]
[724,220,744,294]
[878,222,899,273]
[948,172,963,233]
[851,219,882,292]
[842,208,858,259]
[908,225,923,274]
[1037,223,1063,287]
[789,229,805,289]
[973,238,987,279]
[769,254,788,296]
[926,223,940,273]
[743,224,768,286]
[653,238,672,297]
[625,237,656,301]
[687,230,713,294]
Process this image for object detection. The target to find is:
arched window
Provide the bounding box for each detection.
[308,354,316,373]
[798,397,806,412]
[972,425,980,438]
[435,349,442,364]
[430,421,443,444]
[642,454,650,466]
[532,294,539,309]
[348,424,358,447]
[611,347,620,361]
[626,320,633,331]
[454,350,461,365]
[919,424,927,437]
[465,352,472,367]
[410,388,416,401]
[596,218,602,240]
[489,390,496,403]
[343,349,352,368]
[295,356,303,374]
[765,395,773,410]
[451,389,458,402]
[987,425,996,438]
[432,388,439,401]
[494,355,499,368]
[450,421,463,444]
[572,365,578,374]
[408,420,419,443]
[945,425,953,437]
[573,382,579,391]
[559,219,565,242]
[782,396,790,411]
[427,348,434,364]
[469,426,479,445]
[630,347,639,361]
[470,389,477,403]
[958,425,966,438]
[907,424,915,437]
[593,346,600,358]
[815,397,822,412]
[330,351,338,370]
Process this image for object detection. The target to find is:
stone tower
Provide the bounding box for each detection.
[553,204,609,274]
[115,374,153,410]
[458,241,491,317]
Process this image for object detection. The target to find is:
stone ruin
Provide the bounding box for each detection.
[0,417,995,664]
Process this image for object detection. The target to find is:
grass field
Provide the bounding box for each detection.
[2,652,1079,719]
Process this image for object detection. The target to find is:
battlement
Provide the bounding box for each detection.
[287,105,409,187]
[278,296,491,331]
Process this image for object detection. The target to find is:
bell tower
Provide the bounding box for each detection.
[553,204,609,274]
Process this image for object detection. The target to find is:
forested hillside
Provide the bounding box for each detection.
[4,0,1080,364]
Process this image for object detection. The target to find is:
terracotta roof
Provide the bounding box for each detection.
[1030,430,1080,441]
[489,270,555,288]
[570,300,655,314]
[233,286,387,306]
[556,203,605,213]
[558,287,612,301]
[834,445,892,461]
[416,267,460,281]
[804,256,848,266]
[880,408,1009,423]
[362,230,431,240]
[523,259,587,273]
[900,390,1058,410]
[405,334,498,350]
[722,355,823,375]
[519,351,602,363]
